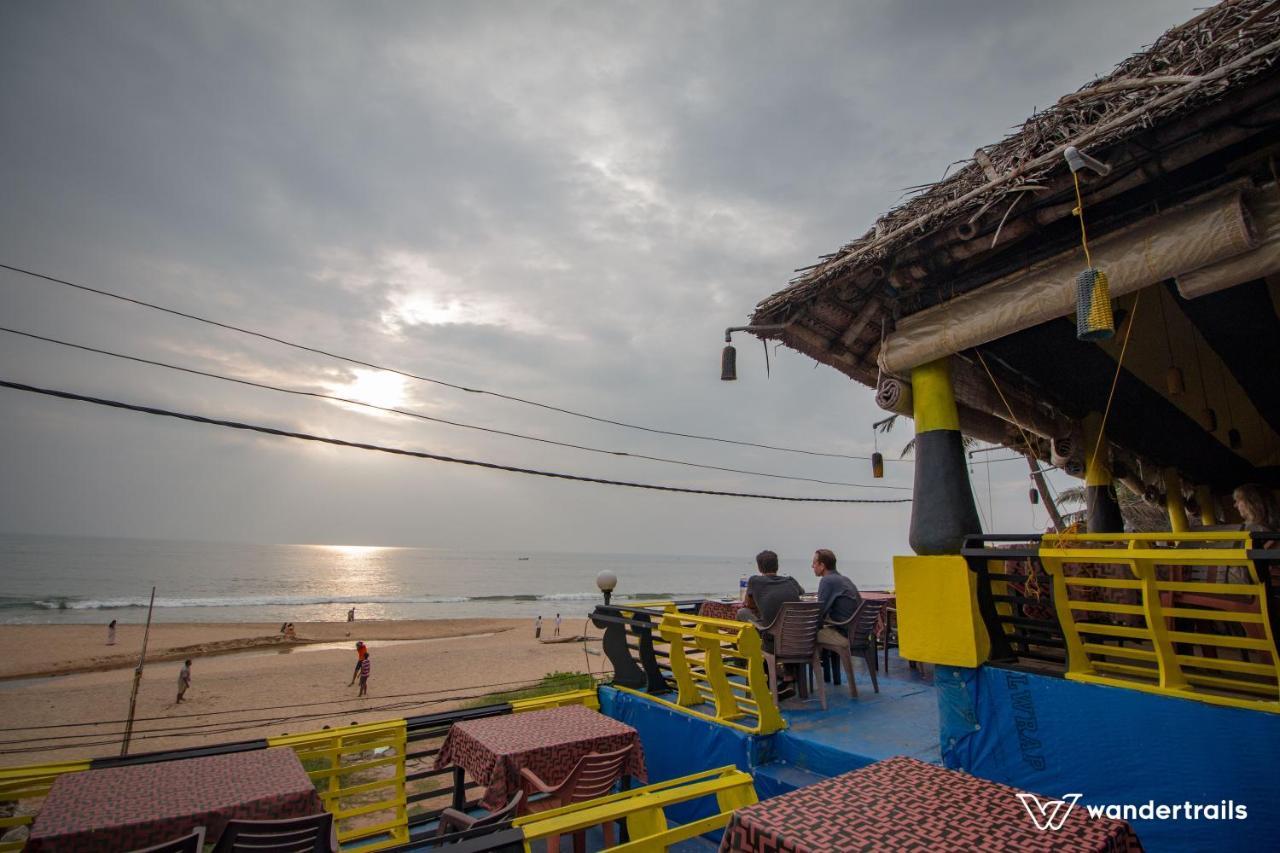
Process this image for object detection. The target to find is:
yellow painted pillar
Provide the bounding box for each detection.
[1082,412,1123,532]
[1194,485,1217,526]
[908,358,982,555]
[1163,469,1188,533]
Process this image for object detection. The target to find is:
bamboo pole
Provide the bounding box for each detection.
[120,586,157,757]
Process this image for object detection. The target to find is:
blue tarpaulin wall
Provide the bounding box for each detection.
[599,686,762,826]
[938,665,1280,852]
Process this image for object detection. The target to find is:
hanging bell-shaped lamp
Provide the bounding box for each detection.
[720,344,737,381]
[1228,428,1242,450]
[1029,487,1039,505]
[871,452,884,479]
[1166,366,1185,396]
[1202,407,1218,432]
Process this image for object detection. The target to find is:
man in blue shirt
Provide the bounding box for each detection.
[813,549,861,646]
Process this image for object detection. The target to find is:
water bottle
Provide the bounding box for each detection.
[739,575,749,602]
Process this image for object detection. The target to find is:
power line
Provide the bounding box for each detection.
[0,379,913,504]
[1,262,900,462]
[0,326,909,491]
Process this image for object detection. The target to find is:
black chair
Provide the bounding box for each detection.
[212,812,334,853]
[435,791,523,846]
[128,827,206,853]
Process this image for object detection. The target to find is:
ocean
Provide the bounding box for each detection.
[0,534,893,625]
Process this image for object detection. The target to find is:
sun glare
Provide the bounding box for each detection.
[333,369,410,411]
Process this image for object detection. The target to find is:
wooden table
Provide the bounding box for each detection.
[26,748,325,853]
[719,756,1142,852]
[434,705,646,811]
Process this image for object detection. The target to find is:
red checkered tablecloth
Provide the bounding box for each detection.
[26,748,325,853]
[719,756,1142,852]
[434,705,646,811]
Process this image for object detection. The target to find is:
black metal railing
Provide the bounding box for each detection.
[962,533,1067,669]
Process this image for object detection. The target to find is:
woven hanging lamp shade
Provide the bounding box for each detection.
[1076,267,1115,340]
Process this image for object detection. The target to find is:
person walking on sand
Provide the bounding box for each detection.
[358,653,371,697]
[176,659,192,704]
[554,613,562,637]
[534,615,542,639]
[107,619,117,646]
[348,641,368,685]
[347,607,356,622]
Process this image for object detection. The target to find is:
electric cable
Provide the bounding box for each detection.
[0,379,913,505]
[0,327,909,491]
[0,262,901,462]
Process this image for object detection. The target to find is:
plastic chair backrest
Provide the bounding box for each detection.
[555,745,634,804]
[212,811,333,853]
[772,601,824,658]
[849,599,884,647]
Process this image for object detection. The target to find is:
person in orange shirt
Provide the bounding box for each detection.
[348,641,368,686]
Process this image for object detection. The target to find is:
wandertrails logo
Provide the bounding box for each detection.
[1017,792,1248,830]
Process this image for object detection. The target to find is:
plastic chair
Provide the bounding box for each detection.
[520,745,634,851]
[759,601,826,710]
[818,599,882,697]
[212,811,334,853]
[434,791,523,846]
[128,827,206,853]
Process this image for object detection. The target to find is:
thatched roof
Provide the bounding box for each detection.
[752,0,1280,349]
[746,0,1280,490]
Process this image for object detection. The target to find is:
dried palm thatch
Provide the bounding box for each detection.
[754,0,1280,320]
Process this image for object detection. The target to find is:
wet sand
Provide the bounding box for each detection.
[0,619,602,768]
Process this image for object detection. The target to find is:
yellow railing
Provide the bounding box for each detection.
[0,761,90,852]
[269,720,409,852]
[616,611,784,735]
[510,689,600,713]
[1039,532,1279,712]
[514,764,757,852]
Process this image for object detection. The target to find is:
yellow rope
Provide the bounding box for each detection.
[1073,171,1094,268]
[974,350,1036,456]
[1085,289,1143,482]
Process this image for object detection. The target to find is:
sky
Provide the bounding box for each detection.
[0,0,1200,563]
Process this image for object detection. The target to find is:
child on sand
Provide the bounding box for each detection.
[107,619,117,646]
[358,654,371,697]
[176,659,192,704]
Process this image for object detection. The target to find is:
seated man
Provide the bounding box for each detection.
[812,548,861,646]
[738,549,804,652]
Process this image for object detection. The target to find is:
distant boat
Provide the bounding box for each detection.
[517,556,530,561]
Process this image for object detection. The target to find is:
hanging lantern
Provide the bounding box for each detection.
[1075,268,1115,341]
[1228,428,1242,450]
[1165,366,1185,396]
[871,452,884,479]
[1029,487,1039,505]
[1202,408,1218,432]
[720,344,737,381]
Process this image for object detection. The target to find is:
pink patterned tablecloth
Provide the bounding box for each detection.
[26,748,324,853]
[434,705,646,811]
[699,599,743,620]
[719,756,1142,852]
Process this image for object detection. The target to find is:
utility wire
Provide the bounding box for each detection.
[0,379,913,505]
[0,262,899,462]
[0,326,909,491]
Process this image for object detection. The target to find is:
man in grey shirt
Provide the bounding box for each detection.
[737,550,804,652]
[812,548,861,646]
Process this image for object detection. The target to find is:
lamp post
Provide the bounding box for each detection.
[596,570,618,606]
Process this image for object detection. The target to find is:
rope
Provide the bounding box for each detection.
[1085,290,1143,481]
[973,350,1037,455]
[1072,171,1095,268]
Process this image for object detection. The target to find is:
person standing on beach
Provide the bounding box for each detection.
[358,653,371,697]
[554,614,561,637]
[534,615,542,639]
[347,607,356,622]
[349,641,368,685]
[176,659,192,704]
[107,619,117,646]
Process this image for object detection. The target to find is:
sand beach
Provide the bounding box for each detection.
[0,619,601,769]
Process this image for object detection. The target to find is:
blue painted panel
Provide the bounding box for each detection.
[939,665,1280,852]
